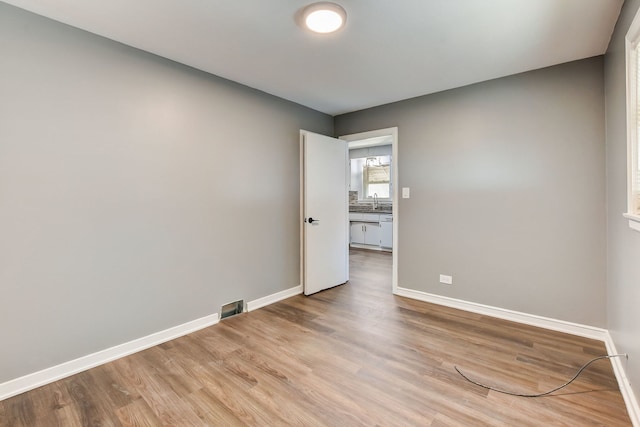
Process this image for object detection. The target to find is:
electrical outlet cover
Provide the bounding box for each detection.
[439,274,453,285]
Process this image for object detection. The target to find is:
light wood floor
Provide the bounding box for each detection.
[1,249,631,426]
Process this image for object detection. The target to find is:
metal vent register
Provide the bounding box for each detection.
[220,300,244,320]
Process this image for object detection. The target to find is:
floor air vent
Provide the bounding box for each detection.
[220,300,244,320]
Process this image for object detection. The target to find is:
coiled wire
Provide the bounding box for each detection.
[455,354,627,398]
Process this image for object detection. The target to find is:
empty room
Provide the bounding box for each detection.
[1,0,639,425]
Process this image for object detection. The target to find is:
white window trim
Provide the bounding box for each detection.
[623,213,640,231]
[624,9,640,232]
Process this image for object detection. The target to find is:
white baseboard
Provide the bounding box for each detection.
[394,287,608,340]
[246,285,303,312]
[604,332,640,427]
[1,283,304,402]
[395,286,639,425]
[0,313,219,401]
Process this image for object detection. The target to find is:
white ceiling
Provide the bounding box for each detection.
[1,0,624,116]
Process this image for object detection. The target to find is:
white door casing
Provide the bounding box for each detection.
[300,131,349,295]
[340,127,398,292]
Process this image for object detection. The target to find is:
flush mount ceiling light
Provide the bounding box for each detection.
[302,2,347,34]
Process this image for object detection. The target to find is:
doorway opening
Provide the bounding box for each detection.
[340,127,398,293]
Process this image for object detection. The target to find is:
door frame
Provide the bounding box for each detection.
[339,127,399,293]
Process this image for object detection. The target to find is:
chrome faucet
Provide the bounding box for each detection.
[373,193,378,210]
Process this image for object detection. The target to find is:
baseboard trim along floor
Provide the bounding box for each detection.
[604,331,640,427]
[394,286,639,427]
[246,284,303,312]
[0,313,219,401]
[0,283,305,401]
[394,287,607,340]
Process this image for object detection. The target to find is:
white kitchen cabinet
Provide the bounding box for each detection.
[362,213,380,222]
[350,222,381,246]
[350,213,381,222]
[363,222,380,246]
[380,215,393,248]
[350,222,366,244]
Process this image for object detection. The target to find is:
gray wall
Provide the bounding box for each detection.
[336,58,607,327]
[604,0,640,403]
[0,3,332,383]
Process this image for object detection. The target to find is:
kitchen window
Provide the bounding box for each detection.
[363,160,391,199]
[349,144,392,202]
[625,9,640,231]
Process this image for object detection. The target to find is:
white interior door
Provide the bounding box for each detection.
[301,130,349,295]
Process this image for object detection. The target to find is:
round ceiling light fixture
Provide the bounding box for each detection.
[302,2,347,34]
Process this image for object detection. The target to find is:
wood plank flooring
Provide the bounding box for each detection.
[1,248,631,426]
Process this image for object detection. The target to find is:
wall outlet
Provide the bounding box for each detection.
[402,187,410,198]
[439,274,453,285]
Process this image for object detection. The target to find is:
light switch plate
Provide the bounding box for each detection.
[402,187,410,198]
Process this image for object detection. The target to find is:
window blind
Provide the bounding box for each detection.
[365,165,390,184]
[635,44,640,212]
[629,42,640,215]
[636,44,640,184]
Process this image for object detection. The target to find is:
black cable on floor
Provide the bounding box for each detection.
[454,354,627,398]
